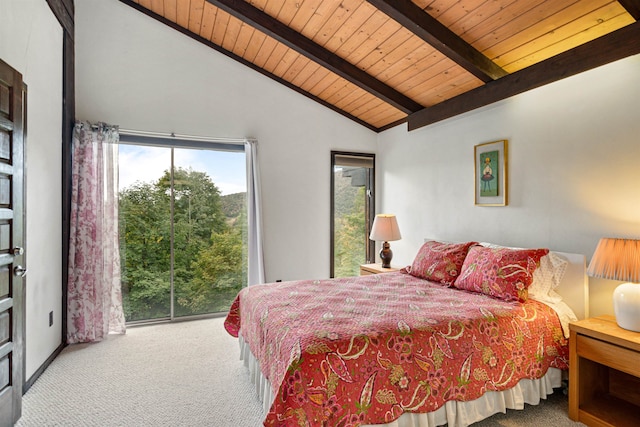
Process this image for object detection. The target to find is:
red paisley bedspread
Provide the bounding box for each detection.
[224,271,569,427]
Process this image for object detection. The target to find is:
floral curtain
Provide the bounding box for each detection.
[67,121,125,344]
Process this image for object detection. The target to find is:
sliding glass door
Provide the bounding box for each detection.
[118,142,246,322]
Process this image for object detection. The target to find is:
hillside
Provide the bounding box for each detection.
[221,192,246,225]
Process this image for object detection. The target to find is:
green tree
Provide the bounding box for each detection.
[119,181,171,272]
[158,167,227,268]
[334,186,366,277]
[188,227,245,313]
[119,167,246,321]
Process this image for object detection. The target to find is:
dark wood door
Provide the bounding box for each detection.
[0,58,25,426]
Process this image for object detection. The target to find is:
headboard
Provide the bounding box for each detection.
[553,251,589,320]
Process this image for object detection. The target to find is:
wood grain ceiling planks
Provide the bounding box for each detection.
[123,0,639,131]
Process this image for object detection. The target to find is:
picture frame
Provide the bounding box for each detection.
[474,139,508,206]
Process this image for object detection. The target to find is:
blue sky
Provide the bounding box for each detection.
[118,144,246,195]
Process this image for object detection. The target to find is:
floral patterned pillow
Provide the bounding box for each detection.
[454,246,549,302]
[409,241,478,285]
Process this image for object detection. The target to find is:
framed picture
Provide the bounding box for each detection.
[474,139,508,206]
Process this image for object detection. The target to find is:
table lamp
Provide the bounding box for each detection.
[587,237,640,332]
[369,214,401,268]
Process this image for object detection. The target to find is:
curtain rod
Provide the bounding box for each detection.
[118,128,253,145]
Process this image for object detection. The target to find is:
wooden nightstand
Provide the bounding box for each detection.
[569,315,640,427]
[359,263,400,276]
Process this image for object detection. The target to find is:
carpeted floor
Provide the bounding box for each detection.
[16,317,584,426]
[17,317,264,426]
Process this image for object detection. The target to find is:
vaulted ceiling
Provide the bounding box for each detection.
[120,0,640,132]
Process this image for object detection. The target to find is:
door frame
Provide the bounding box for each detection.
[329,151,376,278]
[46,0,75,364]
[118,136,247,324]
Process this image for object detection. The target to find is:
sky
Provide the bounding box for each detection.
[118,144,246,195]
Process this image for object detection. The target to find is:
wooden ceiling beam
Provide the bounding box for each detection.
[618,0,640,20]
[366,0,508,82]
[205,0,423,114]
[46,0,74,38]
[408,21,640,131]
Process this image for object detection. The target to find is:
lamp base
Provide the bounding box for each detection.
[613,282,640,332]
[380,242,393,268]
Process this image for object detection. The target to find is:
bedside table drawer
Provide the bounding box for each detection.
[577,335,640,378]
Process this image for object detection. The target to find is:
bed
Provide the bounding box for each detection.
[224,241,588,427]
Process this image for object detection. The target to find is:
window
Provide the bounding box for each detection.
[330,152,375,278]
[118,135,246,322]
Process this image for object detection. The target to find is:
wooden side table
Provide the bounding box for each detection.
[569,315,640,426]
[359,263,400,276]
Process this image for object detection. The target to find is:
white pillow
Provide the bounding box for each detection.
[528,251,568,303]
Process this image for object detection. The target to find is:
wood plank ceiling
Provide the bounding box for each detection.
[121,0,640,132]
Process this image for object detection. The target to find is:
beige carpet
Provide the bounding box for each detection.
[16,317,584,426]
[17,317,264,426]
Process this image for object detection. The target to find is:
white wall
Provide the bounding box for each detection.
[75,0,377,282]
[377,54,640,318]
[0,0,63,378]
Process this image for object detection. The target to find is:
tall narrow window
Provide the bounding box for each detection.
[118,136,246,323]
[331,152,375,278]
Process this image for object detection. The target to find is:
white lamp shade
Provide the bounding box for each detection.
[369,214,401,242]
[587,238,640,282]
[588,238,640,332]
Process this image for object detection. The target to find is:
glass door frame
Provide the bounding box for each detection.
[119,133,246,325]
[330,151,375,278]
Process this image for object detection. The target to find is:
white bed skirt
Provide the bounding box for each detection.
[238,335,563,427]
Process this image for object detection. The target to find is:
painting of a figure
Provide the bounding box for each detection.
[480,150,499,197]
[474,139,507,206]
